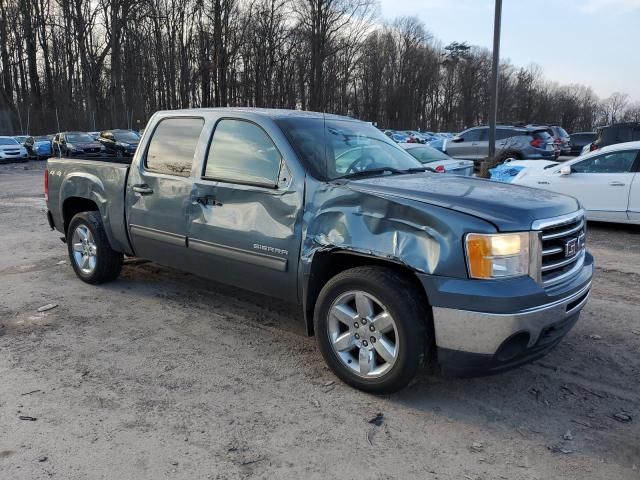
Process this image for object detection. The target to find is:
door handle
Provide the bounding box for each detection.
[194,195,222,207]
[609,181,626,186]
[132,184,154,195]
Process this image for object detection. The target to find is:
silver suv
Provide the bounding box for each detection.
[446,126,556,163]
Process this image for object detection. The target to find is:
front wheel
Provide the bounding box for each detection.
[67,211,123,284]
[314,266,429,394]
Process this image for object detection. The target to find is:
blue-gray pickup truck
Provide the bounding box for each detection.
[45,108,593,393]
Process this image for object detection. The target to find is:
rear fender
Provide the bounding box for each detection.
[59,173,128,254]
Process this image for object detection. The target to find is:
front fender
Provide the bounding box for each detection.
[301,181,496,278]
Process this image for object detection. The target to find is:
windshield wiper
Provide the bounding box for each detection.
[337,167,406,179]
[403,166,437,173]
[338,166,436,180]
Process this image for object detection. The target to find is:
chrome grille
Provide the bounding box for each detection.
[533,211,586,287]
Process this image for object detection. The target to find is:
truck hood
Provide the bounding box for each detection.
[346,173,580,231]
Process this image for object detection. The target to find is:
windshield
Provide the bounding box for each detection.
[14,136,28,143]
[114,131,140,142]
[34,136,49,142]
[66,133,94,143]
[0,137,19,145]
[277,117,423,180]
[404,145,451,164]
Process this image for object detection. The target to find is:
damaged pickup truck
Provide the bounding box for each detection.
[45,108,593,393]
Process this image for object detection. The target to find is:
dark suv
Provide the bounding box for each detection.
[52,132,104,157]
[98,129,140,157]
[446,125,556,163]
[588,123,640,152]
[569,132,597,155]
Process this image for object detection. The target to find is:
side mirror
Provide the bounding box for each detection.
[451,136,463,143]
[560,165,571,176]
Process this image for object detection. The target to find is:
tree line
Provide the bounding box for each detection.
[0,0,638,135]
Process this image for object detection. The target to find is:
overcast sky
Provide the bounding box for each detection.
[378,0,640,102]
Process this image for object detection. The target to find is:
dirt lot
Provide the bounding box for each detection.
[1,161,638,479]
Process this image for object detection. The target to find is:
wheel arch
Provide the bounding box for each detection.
[302,249,432,337]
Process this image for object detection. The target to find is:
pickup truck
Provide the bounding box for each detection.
[45,108,593,393]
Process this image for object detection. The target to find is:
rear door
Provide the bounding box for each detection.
[555,150,639,222]
[186,117,304,301]
[126,116,205,268]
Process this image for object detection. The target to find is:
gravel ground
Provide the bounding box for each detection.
[1,160,638,479]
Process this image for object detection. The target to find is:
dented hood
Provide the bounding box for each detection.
[345,173,580,232]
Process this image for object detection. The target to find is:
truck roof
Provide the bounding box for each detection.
[157,107,357,122]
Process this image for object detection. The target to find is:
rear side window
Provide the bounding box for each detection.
[146,118,204,177]
[204,119,281,187]
[495,128,515,140]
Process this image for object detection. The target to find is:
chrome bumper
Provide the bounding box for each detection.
[432,281,591,355]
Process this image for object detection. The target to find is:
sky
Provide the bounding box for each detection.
[378,0,640,103]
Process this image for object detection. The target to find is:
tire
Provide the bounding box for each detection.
[67,211,123,284]
[496,150,522,163]
[314,266,429,394]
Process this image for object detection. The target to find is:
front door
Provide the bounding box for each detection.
[553,150,639,222]
[126,116,205,268]
[186,118,304,302]
[447,128,484,160]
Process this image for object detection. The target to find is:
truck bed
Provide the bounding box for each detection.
[47,157,133,255]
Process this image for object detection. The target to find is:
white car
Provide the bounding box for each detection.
[512,141,640,224]
[0,136,29,162]
[399,143,474,175]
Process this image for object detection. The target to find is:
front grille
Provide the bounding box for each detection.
[84,148,100,153]
[534,211,586,287]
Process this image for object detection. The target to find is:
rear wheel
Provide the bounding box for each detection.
[314,266,429,394]
[496,150,522,163]
[67,211,123,284]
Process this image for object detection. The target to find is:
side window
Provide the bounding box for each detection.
[495,129,514,140]
[204,119,282,187]
[146,117,204,177]
[572,150,637,174]
[461,129,482,141]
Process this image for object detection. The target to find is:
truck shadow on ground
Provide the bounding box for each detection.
[95,258,638,468]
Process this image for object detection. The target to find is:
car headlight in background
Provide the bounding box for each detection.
[465,232,530,279]
[117,142,130,148]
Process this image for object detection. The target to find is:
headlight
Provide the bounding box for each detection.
[117,142,129,147]
[465,232,530,279]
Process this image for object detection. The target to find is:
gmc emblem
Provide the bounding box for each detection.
[565,238,578,257]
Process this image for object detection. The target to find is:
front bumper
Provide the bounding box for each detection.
[418,252,593,377]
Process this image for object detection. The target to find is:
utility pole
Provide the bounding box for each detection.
[487,0,502,161]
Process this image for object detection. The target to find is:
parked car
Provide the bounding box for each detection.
[24,135,53,159]
[512,141,640,224]
[446,125,556,163]
[585,123,640,153]
[383,130,409,143]
[400,131,427,144]
[528,125,571,156]
[0,136,29,162]
[569,132,597,155]
[45,108,592,393]
[52,132,105,157]
[400,143,474,175]
[13,135,30,145]
[426,136,448,152]
[98,129,141,157]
